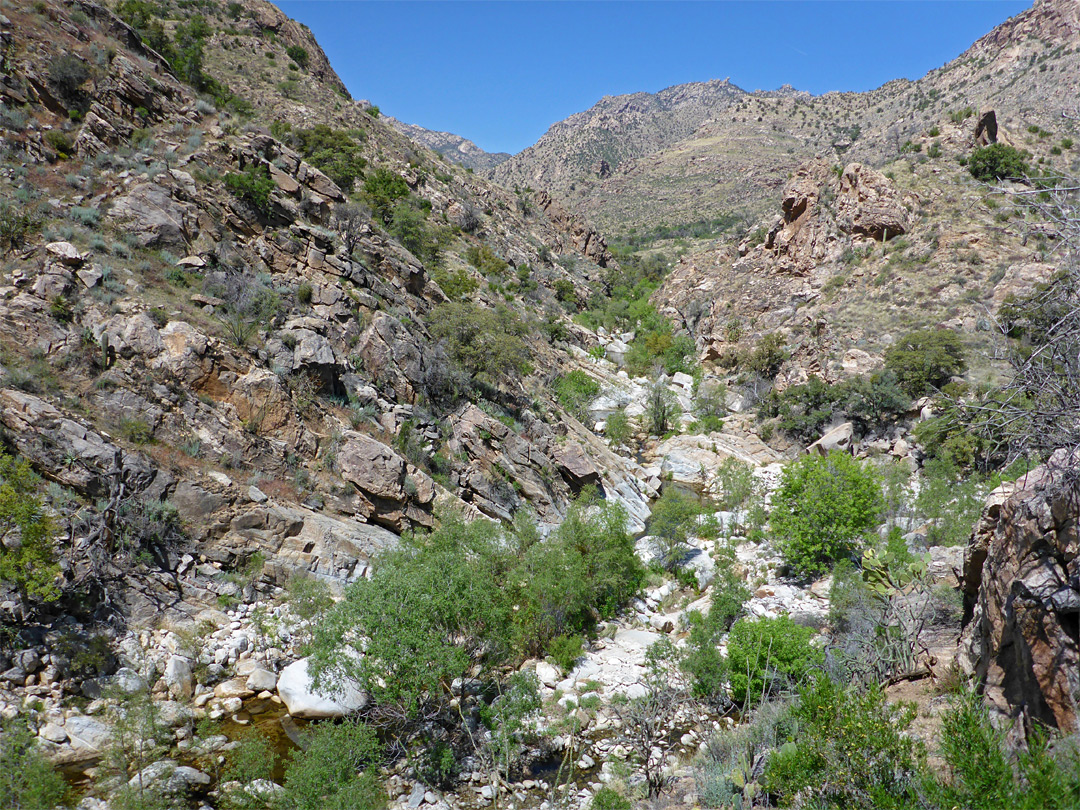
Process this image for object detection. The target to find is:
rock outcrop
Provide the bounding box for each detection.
[959,451,1080,732]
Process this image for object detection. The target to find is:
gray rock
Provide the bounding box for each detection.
[277,657,367,718]
[164,655,194,700]
[245,668,278,693]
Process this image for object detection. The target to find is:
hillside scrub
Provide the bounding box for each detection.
[884,329,967,397]
[306,494,643,715]
[771,451,884,578]
[427,302,531,387]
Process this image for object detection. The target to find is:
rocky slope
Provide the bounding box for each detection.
[385,118,511,171]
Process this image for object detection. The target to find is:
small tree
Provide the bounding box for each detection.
[0,717,68,810]
[968,143,1029,182]
[771,451,883,577]
[0,453,59,602]
[646,380,681,436]
[884,328,966,396]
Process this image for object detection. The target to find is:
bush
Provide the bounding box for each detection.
[746,333,788,378]
[47,54,89,100]
[929,690,1080,809]
[464,243,508,276]
[968,143,1029,182]
[726,615,822,707]
[682,564,748,702]
[363,168,410,223]
[285,44,310,69]
[771,451,883,577]
[0,453,59,601]
[645,380,681,436]
[224,163,275,214]
[554,369,600,420]
[764,677,924,808]
[591,787,632,810]
[0,201,39,255]
[604,410,631,448]
[646,488,703,570]
[884,329,966,397]
[548,634,585,674]
[292,125,367,193]
[281,720,384,810]
[296,281,313,305]
[0,717,69,809]
[427,302,530,386]
[44,129,74,158]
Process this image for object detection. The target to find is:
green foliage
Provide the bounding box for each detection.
[281,720,384,810]
[363,168,410,223]
[44,129,74,158]
[292,125,367,193]
[714,457,755,512]
[646,488,704,570]
[591,787,632,810]
[0,201,40,255]
[220,730,278,810]
[0,453,59,602]
[929,690,1080,809]
[480,671,542,782]
[884,329,966,396]
[548,634,585,674]
[764,677,924,809]
[224,163,275,214]
[968,143,1030,181]
[427,302,530,385]
[771,451,884,577]
[464,243,509,276]
[554,369,600,420]
[604,410,631,448]
[726,616,822,707]
[745,333,788,379]
[0,716,69,810]
[430,266,478,300]
[308,497,642,716]
[285,44,310,69]
[758,372,910,442]
[284,571,334,619]
[645,380,681,436]
[47,54,89,100]
[681,556,749,702]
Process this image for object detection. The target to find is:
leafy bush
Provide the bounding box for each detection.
[548,634,585,674]
[929,690,1080,809]
[764,677,924,808]
[0,453,59,601]
[758,372,909,442]
[745,333,788,378]
[0,716,69,809]
[726,615,822,707]
[430,266,478,300]
[464,243,509,276]
[682,561,749,702]
[884,329,966,397]
[968,143,1029,182]
[554,369,600,420]
[292,124,367,193]
[285,44,310,69]
[363,168,410,223]
[771,451,883,577]
[44,129,74,158]
[48,54,89,100]
[427,302,530,385]
[591,787,632,810]
[281,720,384,810]
[224,163,275,214]
[645,380,681,436]
[646,488,704,570]
[604,410,631,448]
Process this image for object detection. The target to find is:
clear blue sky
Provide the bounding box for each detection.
[278,1,1031,155]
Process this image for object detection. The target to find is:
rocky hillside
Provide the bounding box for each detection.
[385,118,511,171]
[492,0,1080,236]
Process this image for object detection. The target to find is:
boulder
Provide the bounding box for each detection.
[974,109,998,146]
[107,182,198,248]
[163,655,194,700]
[836,163,910,241]
[246,668,278,693]
[45,241,84,266]
[959,451,1080,732]
[806,422,854,456]
[277,657,367,718]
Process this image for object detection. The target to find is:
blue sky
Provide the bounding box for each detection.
[278,1,1031,155]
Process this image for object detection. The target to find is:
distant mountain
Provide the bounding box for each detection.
[491,0,1080,237]
[385,118,511,171]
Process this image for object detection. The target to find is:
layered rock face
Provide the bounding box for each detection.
[960,452,1080,732]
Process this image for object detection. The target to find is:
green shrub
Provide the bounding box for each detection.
[427,302,530,385]
[296,281,313,305]
[548,634,585,674]
[224,163,275,214]
[968,143,1029,182]
[745,333,788,378]
[281,720,384,810]
[220,730,278,810]
[0,201,39,254]
[285,44,309,69]
[44,129,74,158]
[764,677,924,808]
[292,124,367,193]
[726,615,822,707]
[591,787,632,810]
[363,168,409,223]
[771,451,883,578]
[464,243,509,276]
[884,329,966,397]
[47,54,89,100]
[0,716,69,809]
[554,369,600,420]
[604,410,631,448]
[929,690,1080,809]
[431,266,478,300]
[646,488,704,570]
[0,453,59,601]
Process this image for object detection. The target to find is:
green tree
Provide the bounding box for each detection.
[968,143,1029,182]
[224,163,276,215]
[0,717,68,810]
[0,453,59,602]
[427,302,531,386]
[646,488,702,570]
[884,329,967,397]
[363,168,410,223]
[726,615,822,707]
[771,451,883,577]
[285,45,310,69]
[280,720,384,810]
